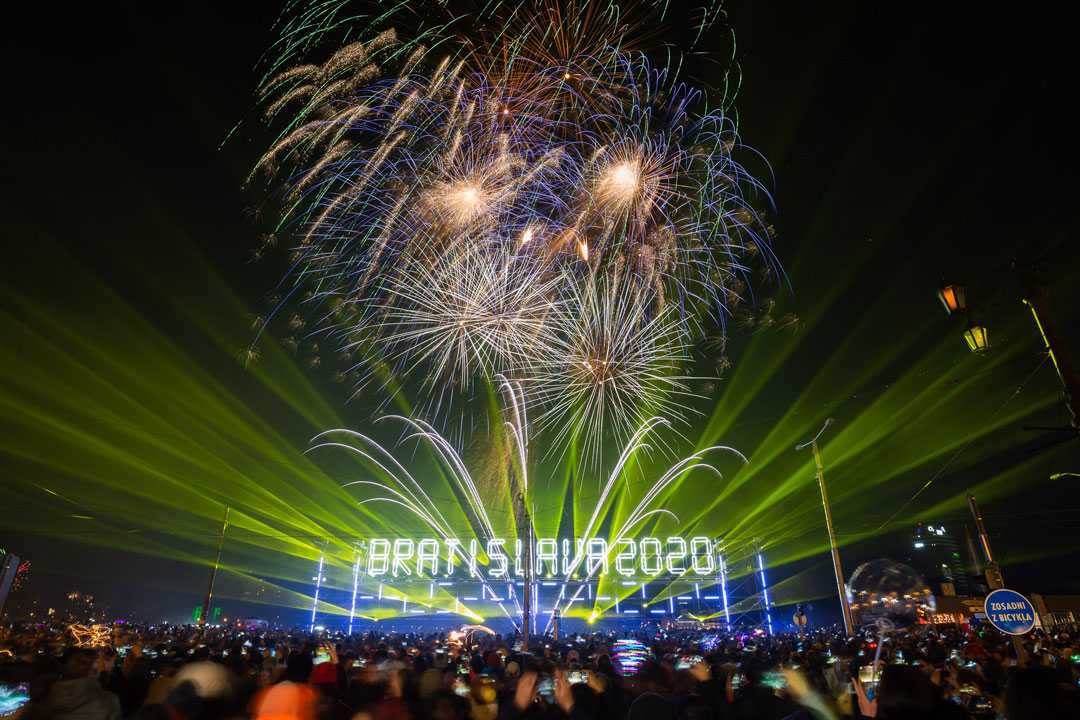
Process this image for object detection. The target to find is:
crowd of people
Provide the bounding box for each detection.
[1,620,1078,720]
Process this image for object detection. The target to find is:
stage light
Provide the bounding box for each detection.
[962,324,990,353]
[938,284,966,314]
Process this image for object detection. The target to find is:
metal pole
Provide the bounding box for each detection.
[200,505,230,626]
[967,495,1004,590]
[518,491,532,648]
[1020,273,1080,429]
[797,421,854,636]
[717,541,731,630]
[348,544,362,636]
[756,549,774,635]
[310,546,325,633]
[967,494,1024,661]
[812,440,855,635]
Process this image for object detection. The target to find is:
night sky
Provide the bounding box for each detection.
[3,3,1079,625]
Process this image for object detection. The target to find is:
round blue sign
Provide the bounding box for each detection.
[983,589,1037,635]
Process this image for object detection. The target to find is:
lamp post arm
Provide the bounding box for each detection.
[1021,276,1080,429]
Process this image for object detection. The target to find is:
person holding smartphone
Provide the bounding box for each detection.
[45,648,122,720]
[852,664,965,719]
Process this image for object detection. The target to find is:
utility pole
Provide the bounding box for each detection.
[968,494,1025,660]
[967,495,1005,590]
[200,505,230,626]
[797,419,855,636]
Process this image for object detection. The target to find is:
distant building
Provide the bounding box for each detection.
[907,523,970,596]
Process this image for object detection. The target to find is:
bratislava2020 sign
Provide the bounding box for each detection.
[360,536,720,579]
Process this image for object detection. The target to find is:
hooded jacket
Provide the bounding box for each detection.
[46,677,122,720]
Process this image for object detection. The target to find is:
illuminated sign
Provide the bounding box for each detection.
[984,589,1037,635]
[359,536,719,579]
[927,613,965,625]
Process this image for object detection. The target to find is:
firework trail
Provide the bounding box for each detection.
[311,406,744,626]
[250,0,778,463]
[545,420,748,631]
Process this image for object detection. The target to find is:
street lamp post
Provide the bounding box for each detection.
[797,419,855,636]
[937,280,1079,425]
[200,505,230,626]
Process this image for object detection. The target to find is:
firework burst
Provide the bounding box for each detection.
[372,248,561,394]
[249,0,778,462]
[530,279,696,469]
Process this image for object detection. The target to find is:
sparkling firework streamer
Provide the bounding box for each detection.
[314,408,743,625]
[372,250,561,393]
[69,624,111,648]
[529,279,697,470]
[249,0,778,460]
[543,417,747,631]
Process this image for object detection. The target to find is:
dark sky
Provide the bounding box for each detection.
[3,2,1079,623]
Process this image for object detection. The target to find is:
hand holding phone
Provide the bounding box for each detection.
[761,671,787,690]
[536,675,555,702]
[676,654,704,670]
[853,677,878,717]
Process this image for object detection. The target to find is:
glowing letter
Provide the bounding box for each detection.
[417,539,439,576]
[392,539,414,577]
[537,538,558,576]
[615,539,637,576]
[487,539,509,578]
[586,538,609,575]
[639,537,662,576]
[665,537,687,574]
[566,538,586,576]
[445,539,462,576]
[468,539,480,578]
[367,538,389,576]
[690,537,715,575]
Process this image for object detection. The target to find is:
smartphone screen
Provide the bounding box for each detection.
[676,655,703,670]
[761,671,786,690]
[858,665,878,700]
[0,683,30,717]
[537,676,555,701]
[567,670,588,684]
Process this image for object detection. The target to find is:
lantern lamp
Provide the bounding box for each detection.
[962,324,990,353]
[938,284,967,314]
